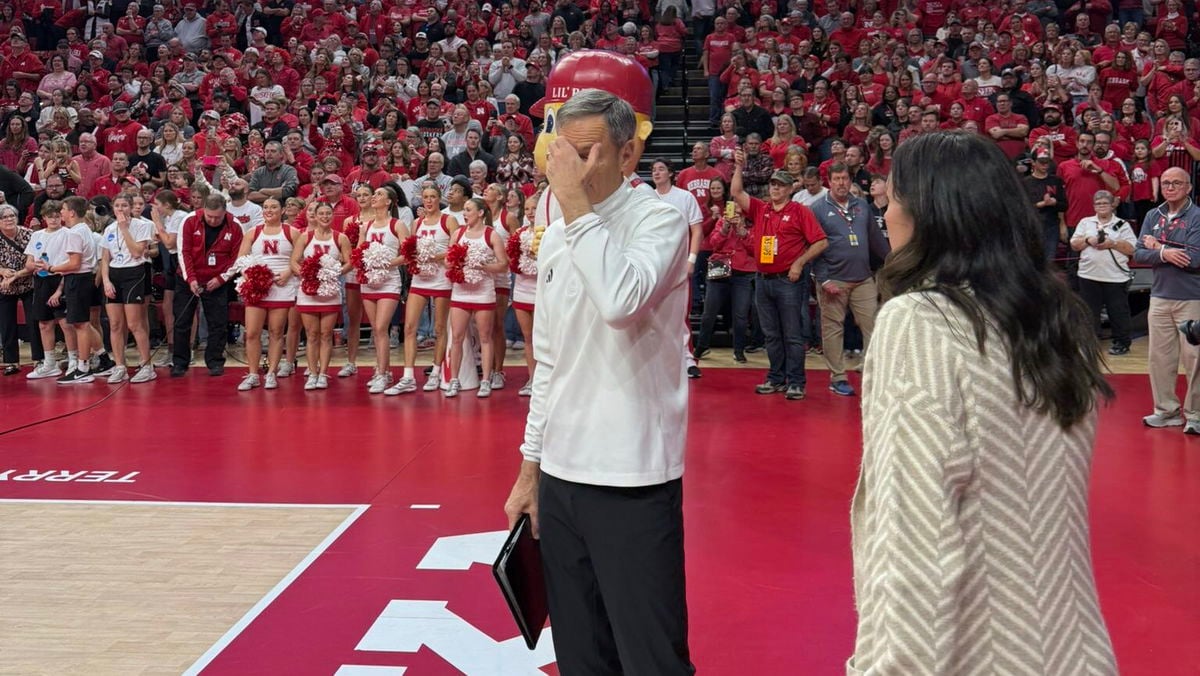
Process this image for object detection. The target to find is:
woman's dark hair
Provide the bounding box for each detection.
[380,180,410,216]
[880,131,1112,428]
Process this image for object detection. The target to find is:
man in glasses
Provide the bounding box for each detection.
[1134,167,1200,433]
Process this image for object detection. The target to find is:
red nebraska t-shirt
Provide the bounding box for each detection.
[745,197,827,274]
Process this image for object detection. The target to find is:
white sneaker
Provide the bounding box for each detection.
[1144,411,1185,428]
[27,363,62,380]
[277,360,295,378]
[423,370,442,391]
[490,371,506,390]
[316,374,329,389]
[153,353,173,368]
[106,365,128,384]
[304,374,319,391]
[477,380,492,398]
[130,364,157,384]
[519,382,533,397]
[368,372,392,394]
[444,378,460,398]
[238,373,261,391]
[384,376,417,395]
[264,372,278,389]
[511,340,525,351]
[338,363,358,377]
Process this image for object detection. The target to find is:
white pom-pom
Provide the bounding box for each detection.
[317,253,341,298]
[415,236,440,277]
[518,228,537,277]
[462,238,493,284]
[362,242,394,286]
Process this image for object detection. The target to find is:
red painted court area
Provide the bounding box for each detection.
[1,370,1197,675]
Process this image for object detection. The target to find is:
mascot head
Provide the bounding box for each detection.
[531,50,654,177]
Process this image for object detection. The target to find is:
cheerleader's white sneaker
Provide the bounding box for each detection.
[385,376,417,395]
[423,370,442,392]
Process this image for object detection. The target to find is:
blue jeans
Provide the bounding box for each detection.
[756,273,808,387]
[696,272,753,354]
[659,51,681,91]
[692,250,710,312]
[708,75,726,126]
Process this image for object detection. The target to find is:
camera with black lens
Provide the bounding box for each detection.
[1096,228,1107,244]
[1179,320,1200,346]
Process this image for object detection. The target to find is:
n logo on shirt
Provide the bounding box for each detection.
[262,240,280,255]
[314,244,331,255]
[369,233,385,244]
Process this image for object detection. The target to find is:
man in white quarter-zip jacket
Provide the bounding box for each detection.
[504,89,695,675]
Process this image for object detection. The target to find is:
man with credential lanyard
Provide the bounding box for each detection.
[1133,166,1200,433]
[811,162,890,397]
[504,88,696,674]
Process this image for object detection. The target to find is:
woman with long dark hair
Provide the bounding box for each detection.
[849,131,1117,673]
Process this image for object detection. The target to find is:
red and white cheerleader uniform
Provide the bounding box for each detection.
[248,225,299,308]
[511,224,536,312]
[449,226,498,311]
[410,212,456,299]
[492,221,511,302]
[297,232,343,314]
[359,218,404,302]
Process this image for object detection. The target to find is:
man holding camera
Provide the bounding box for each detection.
[1133,167,1200,433]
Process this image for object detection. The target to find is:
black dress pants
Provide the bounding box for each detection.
[0,291,45,363]
[1078,277,1132,346]
[172,277,232,369]
[538,472,694,676]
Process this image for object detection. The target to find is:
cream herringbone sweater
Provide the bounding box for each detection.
[848,292,1118,676]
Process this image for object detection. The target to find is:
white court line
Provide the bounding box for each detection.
[181,503,370,675]
[409,504,441,509]
[0,498,366,509]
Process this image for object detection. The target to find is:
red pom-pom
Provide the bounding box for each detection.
[239,264,275,306]
[300,254,323,296]
[400,235,419,276]
[342,223,360,249]
[444,242,468,284]
[506,227,523,274]
[350,246,366,284]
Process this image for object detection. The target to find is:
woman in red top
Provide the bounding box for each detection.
[865,128,895,176]
[1154,94,1200,140]
[710,113,740,181]
[1129,139,1162,224]
[655,6,687,92]
[843,102,874,149]
[1156,0,1188,51]
[693,187,755,363]
[1098,51,1137,110]
[763,115,809,169]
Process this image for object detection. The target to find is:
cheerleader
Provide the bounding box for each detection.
[445,197,508,398]
[100,195,156,384]
[338,184,373,378]
[510,192,540,396]
[358,186,411,394]
[386,185,457,395]
[290,202,352,390]
[234,198,299,391]
[483,183,512,390]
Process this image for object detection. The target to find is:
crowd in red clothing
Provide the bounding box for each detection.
[684,0,1200,244]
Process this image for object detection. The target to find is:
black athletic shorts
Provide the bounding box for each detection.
[108,265,151,305]
[63,272,96,324]
[31,274,66,322]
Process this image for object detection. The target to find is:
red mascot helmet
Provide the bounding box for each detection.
[530,50,654,119]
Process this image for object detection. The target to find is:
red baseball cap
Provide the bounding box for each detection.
[530,50,653,118]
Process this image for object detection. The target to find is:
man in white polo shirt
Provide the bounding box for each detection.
[504,89,695,675]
